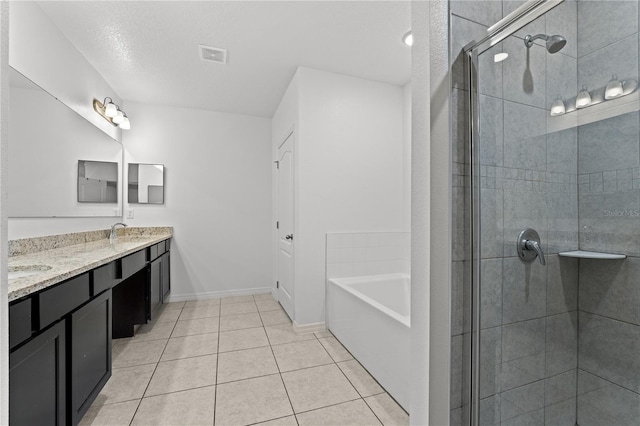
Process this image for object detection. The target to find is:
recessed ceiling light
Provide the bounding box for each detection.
[402,31,413,47]
[494,52,509,62]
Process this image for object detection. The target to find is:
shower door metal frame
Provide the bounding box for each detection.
[462,1,565,425]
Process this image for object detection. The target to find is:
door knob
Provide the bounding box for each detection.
[285,234,293,240]
[517,228,546,265]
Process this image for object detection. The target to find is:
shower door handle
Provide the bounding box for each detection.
[517,228,546,265]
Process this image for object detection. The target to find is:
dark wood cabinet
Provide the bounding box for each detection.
[9,320,66,426]
[69,289,112,425]
[9,298,32,350]
[149,257,162,319]
[9,238,171,425]
[161,251,171,302]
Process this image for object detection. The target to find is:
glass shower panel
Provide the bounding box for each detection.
[471,1,640,425]
[474,4,580,425]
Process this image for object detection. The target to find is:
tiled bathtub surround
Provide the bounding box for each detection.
[325,232,410,279]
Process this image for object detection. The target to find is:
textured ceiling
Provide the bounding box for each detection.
[37,1,411,118]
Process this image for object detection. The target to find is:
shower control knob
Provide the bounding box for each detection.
[285,234,293,240]
[517,228,546,265]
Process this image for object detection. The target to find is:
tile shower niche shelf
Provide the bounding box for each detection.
[558,250,626,260]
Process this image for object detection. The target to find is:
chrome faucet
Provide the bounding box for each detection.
[109,222,127,244]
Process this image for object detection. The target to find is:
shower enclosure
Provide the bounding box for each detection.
[451,0,640,425]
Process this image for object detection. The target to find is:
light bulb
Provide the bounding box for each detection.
[494,52,509,63]
[550,97,565,116]
[576,86,592,109]
[104,101,117,118]
[605,74,623,99]
[113,110,124,124]
[120,115,130,130]
[402,31,413,47]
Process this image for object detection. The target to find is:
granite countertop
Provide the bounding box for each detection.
[9,228,173,302]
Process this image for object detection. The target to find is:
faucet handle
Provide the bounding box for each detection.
[517,228,546,265]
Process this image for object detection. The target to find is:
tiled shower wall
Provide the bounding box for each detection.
[450,1,581,425]
[325,232,410,280]
[575,1,640,424]
[451,1,640,425]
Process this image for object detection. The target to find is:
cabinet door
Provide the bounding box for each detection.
[161,251,171,302]
[149,258,162,319]
[10,320,66,426]
[70,289,112,425]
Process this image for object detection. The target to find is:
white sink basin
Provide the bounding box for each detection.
[8,265,51,280]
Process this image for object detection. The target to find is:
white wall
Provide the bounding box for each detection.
[273,67,407,326]
[7,1,124,240]
[123,102,272,300]
[403,83,412,230]
[410,1,452,425]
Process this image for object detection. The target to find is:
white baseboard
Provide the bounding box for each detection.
[293,321,326,334]
[167,286,273,302]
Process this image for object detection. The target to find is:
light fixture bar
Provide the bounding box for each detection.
[93,98,130,130]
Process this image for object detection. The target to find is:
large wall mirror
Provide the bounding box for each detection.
[8,68,123,217]
[128,163,165,204]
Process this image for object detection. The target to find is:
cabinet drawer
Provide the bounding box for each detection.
[157,240,166,255]
[93,262,117,296]
[121,250,146,280]
[9,298,32,350]
[149,244,158,261]
[38,274,90,330]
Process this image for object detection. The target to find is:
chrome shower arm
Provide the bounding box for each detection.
[524,33,548,47]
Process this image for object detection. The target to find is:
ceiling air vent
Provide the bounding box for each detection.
[199,44,227,64]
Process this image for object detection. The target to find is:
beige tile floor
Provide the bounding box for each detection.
[80,293,409,426]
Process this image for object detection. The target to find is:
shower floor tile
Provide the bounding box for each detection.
[83,293,408,426]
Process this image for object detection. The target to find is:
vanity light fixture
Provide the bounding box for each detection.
[550,96,566,116]
[93,97,131,130]
[402,31,413,47]
[575,85,592,109]
[605,74,624,99]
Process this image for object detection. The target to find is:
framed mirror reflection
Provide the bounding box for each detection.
[128,163,165,204]
[77,160,118,203]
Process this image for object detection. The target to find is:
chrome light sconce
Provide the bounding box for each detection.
[550,96,566,116]
[550,77,638,117]
[575,85,592,109]
[605,74,624,100]
[93,97,130,130]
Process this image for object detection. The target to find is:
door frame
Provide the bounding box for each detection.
[274,126,296,319]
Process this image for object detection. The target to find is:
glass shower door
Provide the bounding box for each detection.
[469,1,640,425]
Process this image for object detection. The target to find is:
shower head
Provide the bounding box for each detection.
[524,33,567,54]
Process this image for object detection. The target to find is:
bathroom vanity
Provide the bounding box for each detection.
[7,227,172,425]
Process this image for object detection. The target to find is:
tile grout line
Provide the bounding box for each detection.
[213,300,221,426]
[259,295,300,426]
[127,304,183,425]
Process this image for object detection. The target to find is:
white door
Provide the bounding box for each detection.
[277,132,295,320]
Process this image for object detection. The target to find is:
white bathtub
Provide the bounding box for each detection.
[326,273,410,411]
